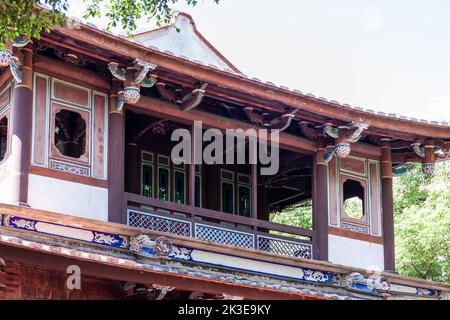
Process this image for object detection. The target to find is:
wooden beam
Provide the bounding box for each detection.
[33,54,110,91]
[130,96,318,154]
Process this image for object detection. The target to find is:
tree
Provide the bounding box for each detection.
[0,0,219,49]
[394,162,450,283]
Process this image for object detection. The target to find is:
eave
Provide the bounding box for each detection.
[45,23,450,140]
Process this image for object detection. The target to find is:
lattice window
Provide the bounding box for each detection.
[195,224,254,249]
[257,235,312,259]
[127,210,191,237]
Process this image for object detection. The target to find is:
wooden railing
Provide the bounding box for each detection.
[124,192,314,259]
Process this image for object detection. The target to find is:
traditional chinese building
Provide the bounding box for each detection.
[0,12,449,300]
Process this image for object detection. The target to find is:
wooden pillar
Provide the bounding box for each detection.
[10,45,33,206]
[125,142,139,194]
[381,140,395,271]
[313,138,329,261]
[108,82,125,223]
[188,123,196,206]
[251,164,258,220]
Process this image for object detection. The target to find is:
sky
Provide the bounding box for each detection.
[67,0,450,121]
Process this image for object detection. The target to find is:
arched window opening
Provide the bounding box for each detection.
[342,179,365,220]
[54,109,86,159]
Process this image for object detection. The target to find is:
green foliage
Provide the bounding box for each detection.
[394,162,450,283]
[343,196,363,219]
[270,199,313,230]
[0,0,67,49]
[0,0,219,49]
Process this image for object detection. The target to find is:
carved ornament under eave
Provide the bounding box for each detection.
[129,235,173,257]
[320,122,369,162]
[243,107,298,132]
[108,59,158,110]
[156,82,208,112]
[54,48,89,67]
[0,38,30,84]
[409,140,442,175]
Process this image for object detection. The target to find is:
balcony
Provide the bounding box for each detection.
[124,192,313,259]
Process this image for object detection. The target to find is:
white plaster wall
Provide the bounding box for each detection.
[27,174,108,221]
[137,15,231,70]
[328,234,384,270]
[0,161,13,204]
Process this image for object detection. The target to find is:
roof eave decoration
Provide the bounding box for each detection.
[406,139,444,176]
[108,58,158,111]
[243,107,298,132]
[47,20,450,138]
[156,81,208,112]
[0,38,32,83]
[321,122,369,162]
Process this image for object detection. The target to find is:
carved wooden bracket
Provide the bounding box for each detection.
[409,140,440,175]
[410,142,425,158]
[243,107,298,132]
[0,38,31,83]
[321,122,369,159]
[156,82,208,111]
[108,59,157,106]
[299,121,318,141]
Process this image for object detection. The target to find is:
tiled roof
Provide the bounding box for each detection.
[61,13,450,128]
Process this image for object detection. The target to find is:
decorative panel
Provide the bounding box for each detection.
[31,73,108,181]
[328,157,339,226]
[32,74,49,167]
[369,161,381,236]
[92,93,107,179]
[50,160,90,177]
[329,155,383,239]
[340,156,366,176]
[52,79,90,108]
[341,221,369,234]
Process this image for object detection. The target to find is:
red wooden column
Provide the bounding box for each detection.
[108,81,125,223]
[188,123,196,207]
[251,163,258,220]
[313,138,329,261]
[381,139,395,271]
[10,45,33,205]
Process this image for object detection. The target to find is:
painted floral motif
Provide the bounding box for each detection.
[154,237,173,256]
[302,269,333,284]
[373,277,391,291]
[169,245,193,261]
[93,232,121,246]
[129,234,151,253]
[417,288,436,296]
[9,217,36,231]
